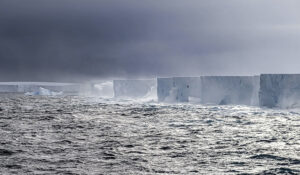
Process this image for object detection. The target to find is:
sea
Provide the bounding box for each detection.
[1,94,300,174]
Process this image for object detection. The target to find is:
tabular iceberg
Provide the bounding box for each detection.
[157,77,201,102]
[0,82,80,94]
[259,74,300,108]
[157,78,173,102]
[113,79,156,98]
[201,76,259,105]
[157,76,259,105]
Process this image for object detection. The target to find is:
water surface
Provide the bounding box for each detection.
[0,95,300,174]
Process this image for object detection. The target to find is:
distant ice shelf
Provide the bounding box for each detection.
[0,82,80,94]
[2,74,300,109]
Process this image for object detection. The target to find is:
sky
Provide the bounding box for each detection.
[0,0,300,82]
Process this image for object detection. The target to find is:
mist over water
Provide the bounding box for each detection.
[93,81,114,98]
[1,94,300,174]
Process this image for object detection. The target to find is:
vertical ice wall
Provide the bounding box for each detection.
[173,77,201,102]
[201,76,259,105]
[251,76,260,106]
[157,78,173,102]
[113,79,156,98]
[157,77,201,102]
[259,74,300,108]
[157,76,259,105]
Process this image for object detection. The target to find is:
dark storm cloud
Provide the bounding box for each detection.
[0,0,300,81]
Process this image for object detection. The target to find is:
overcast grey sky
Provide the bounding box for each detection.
[0,0,300,81]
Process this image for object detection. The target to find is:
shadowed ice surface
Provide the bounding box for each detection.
[0,94,300,174]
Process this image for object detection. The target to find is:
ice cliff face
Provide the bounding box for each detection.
[251,76,260,106]
[157,77,201,102]
[113,80,156,98]
[4,74,300,108]
[157,78,173,102]
[201,76,259,105]
[157,76,259,105]
[98,75,300,108]
[259,74,300,108]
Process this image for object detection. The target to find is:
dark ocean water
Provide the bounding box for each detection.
[0,94,300,174]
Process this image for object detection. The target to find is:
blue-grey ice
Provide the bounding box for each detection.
[157,76,259,105]
[259,74,300,108]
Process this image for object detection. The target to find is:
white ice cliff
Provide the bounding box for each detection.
[259,74,300,108]
[3,74,300,109]
[157,76,259,105]
[157,77,201,102]
[201,76,259,105]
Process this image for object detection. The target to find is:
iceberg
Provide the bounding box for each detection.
[157,76,259,105]
[201,76,258,105]
[259,74,300,108]
[113,79,156,98]
[0,82,80,94]
[157,78,173,102]
[201,76,259,105]
[157,77,201,102]
[251,76,260,106]
[173,77,201,102]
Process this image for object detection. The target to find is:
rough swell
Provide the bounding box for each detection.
[0,94,300,174]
